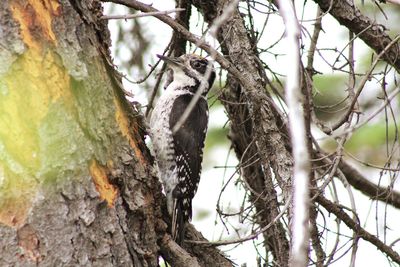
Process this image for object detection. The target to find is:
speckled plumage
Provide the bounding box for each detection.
[149,54,215,243]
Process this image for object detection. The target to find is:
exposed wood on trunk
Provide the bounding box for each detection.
[0,1,234,266]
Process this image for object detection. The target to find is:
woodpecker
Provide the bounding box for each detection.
[149,54,215,244]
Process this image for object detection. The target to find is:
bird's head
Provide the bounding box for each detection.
[157,54,216,95]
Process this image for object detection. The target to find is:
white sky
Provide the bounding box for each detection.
[104,1,400,266]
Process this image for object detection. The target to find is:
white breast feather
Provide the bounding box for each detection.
[149,69,196,214]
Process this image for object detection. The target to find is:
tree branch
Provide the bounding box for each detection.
[104,0,263,97]
[339,161,400,209]
[159,234,201,267]
[314,0,400,73]
[183,225,233,267]
[316,195,400,264]
[326,36,400,134]
[190,0,292,265]
[101,8,185,20]
[277,0,310,266]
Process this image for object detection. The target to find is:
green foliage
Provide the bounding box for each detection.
[346,122,398,150]
[345,121,399,165]
[195,208,212,221]
[205,97,230,151]
[313,74,347,122]
[324,122,399,164]
[205,126,229,150]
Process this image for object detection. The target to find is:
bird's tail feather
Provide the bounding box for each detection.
[171,199,186,245]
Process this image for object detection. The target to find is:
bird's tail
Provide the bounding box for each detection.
[171,198,187,245]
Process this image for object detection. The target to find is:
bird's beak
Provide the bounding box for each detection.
[157,54,183,68]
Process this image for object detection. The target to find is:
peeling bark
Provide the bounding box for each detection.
[0,1,233,266]
[0,0,159,266]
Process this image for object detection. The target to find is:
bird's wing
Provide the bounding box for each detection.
[169,93,208,243]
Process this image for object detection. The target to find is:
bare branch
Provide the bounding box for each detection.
[334,86,400,138]
[339,161,400,209]
[316,195,400,264]
[159,234,201,267]
[188,196,291,246]
[314,0,400,73]
[326,35,400,134]
[183,225,234,267]
[145,41,173,118]
[145,61,167,118]
[277,0,310,266]
[104,0,257,96]
[101,8,185,20]
[306,7,322,75]
[171,0,239,134]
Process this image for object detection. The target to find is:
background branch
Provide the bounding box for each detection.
[316,195,400,264]
[277,0,310,266]
[101,8,185,20]
[314,0,400,73]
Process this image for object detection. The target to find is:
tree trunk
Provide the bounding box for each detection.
[191,0,291,265]
[0,1,231,266]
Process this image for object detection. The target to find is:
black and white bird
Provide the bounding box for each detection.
[149,54,215,244]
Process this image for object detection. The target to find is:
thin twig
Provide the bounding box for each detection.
[332,86,400,139]
[323,175,341,266]
[145,40,173,118]
[172,0,240,134]
[317,195,400,264]
[331,25,373,71]
[145,62,167,118]
[338,160,400,209]
[188,195,292,246]
[315,0,400,73]
[306,7,322,75]
[104,0,254,99]
[101,8,185,20]
[126,61,161,84]
[326,35,400,134]
[344,150,400,171]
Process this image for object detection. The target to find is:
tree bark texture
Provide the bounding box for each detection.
[0,1,231,266]
[0,0,160,266]
[191,0,292,265]
[189,1,400,265]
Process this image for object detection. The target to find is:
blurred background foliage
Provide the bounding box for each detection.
[104,0,400,224]
[106,1,400,169]
[104,0,400,265]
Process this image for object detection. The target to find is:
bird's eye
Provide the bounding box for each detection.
[193,61,202,69]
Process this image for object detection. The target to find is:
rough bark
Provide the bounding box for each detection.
[191,0,291,265]
[0,0,161,266]
[172,0,191,57]
[0,1,232,266]
[222,78,290,266]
